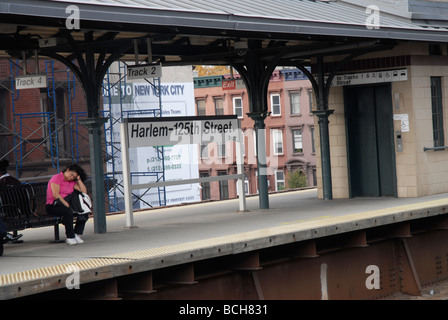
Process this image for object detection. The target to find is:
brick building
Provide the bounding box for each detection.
[0,59,90,179]
[194,68,316,201]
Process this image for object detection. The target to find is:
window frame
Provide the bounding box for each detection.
[289,91,301,115]
[271,128,284,155]
[233,96,243,118]
[196,99,206,116]
[431,77,445,148]
[270,93,281,116]
[292,128,303,154]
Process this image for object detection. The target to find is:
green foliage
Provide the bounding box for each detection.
[288,170,307,189]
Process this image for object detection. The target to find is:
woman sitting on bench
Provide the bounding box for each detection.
[45,164,91,245]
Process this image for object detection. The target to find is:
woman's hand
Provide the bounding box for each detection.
[51,182,70,207]
[74,176,87,193]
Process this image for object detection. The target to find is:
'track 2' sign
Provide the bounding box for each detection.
[127,63,162,80]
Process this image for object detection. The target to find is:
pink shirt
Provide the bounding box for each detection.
[46,172,77,204]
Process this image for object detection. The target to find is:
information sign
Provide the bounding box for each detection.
[15,74,47,89]
[127,63,162,80]
[332,69,408,86]
[125,115,239,148]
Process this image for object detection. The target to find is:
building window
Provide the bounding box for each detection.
[218,171,229,199]
[292,129,303,153]
[431,77,444,147]
[196,99,206,116]
[200,172,211,200]
[275,170,285,191]
[290,91,300,115]
[233,97,243,118]
[214,97,224,115]
[200,143,208,158]
[217,142,226,157]
[270,93,281,116]
[271,129,283,155]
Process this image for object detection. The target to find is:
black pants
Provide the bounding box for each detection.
[45,191,88,238]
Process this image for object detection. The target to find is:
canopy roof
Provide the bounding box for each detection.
[0,0,447,65]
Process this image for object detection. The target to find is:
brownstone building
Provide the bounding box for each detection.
[194,68,316,201]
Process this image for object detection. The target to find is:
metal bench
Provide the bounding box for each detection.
[0,184,64,246]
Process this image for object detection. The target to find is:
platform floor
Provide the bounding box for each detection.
[2,189,448,295]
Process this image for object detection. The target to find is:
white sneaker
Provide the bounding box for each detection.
[74,234,84,244]
[66,238,77,245]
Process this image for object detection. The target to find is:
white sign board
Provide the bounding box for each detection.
[127,64,162,80]
[15,74,47,89]
[126,116,239,148]
[393,114,409,132]
[332,69,408,87]
[120,115,246,228]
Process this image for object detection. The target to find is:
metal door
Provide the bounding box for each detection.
[345,84,397,197]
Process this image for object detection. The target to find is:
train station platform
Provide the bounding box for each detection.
[1,188,448,300]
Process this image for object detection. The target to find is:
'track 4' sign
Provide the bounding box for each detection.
[15,74,47,90]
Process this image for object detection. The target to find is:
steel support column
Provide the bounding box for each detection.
[232,42,279,210]
[79,117,108,233]
[40,31,132,233]
[314,56,333,200]
[247,112,270,209]
[313,109,334,200]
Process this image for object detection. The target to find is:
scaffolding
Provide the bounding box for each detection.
[4,59,78,176]
[1,58,166,213]
[102,61,166,212]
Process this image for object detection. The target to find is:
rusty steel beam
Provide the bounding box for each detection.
[118,272,156,296]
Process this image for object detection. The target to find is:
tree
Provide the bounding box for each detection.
[287,170,307,189]
[194,65,231,76]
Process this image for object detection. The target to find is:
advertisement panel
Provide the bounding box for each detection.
[103,70,201,210]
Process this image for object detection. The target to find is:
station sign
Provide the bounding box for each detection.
[332,68,408,87]
[15,74,47,90]
[125,115,239,148]
[127,63,162,80]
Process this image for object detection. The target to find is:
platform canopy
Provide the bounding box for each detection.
[1,0,448,231]
[0,0,447,65]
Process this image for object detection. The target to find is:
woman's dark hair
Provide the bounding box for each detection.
[66,164,88,182]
